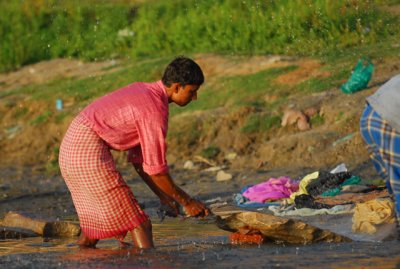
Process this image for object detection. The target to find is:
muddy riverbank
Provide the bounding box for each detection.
[0,160,380,221]
[1,162,399,268]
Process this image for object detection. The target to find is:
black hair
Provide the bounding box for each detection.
[162,56,204,87]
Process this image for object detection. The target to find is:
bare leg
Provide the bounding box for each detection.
[118,240,133,249]
[77,231,99,249]
[130,220,154,249]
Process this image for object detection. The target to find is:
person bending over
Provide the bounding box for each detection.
[360,74,400,226]
[59,56,209,249]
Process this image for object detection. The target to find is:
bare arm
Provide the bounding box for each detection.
[133,163,209,217]
[133,164,173,201]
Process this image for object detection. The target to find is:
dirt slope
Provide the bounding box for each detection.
[0,55,399,174]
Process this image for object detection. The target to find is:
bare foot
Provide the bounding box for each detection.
[118,241,133,249]
[77,233,99,249]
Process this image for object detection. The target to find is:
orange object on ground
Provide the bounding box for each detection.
[230,232,264,245]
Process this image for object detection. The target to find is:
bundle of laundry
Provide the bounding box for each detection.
[306,171,352,197]
[289,170,353,209]
[234,176,299,208]
[242,176,299,203]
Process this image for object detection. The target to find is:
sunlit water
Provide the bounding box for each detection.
[1,218,399,269]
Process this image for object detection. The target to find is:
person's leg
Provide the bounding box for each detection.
[360,104,400,219]
[388,166,400,221]
[130,219,154,249]
[385,128,400,221]
[360,104,389,181]
[76,231,99,248]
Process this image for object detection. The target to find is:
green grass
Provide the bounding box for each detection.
[11,107,29,119]
[0,57,169,108]
[240,113,281,133]
[46,145,60,174]
[297,67,350,94]
[310,114,325,127]
[335,111,345,122]
[1,0,399,173]
[55,112,70,124]
[0,0,137,72]
[30,111,52,125]
[201,146,220,159]
[167,118,202,147]
[130,0,399,58]
[170,65,296,116]
[1,0,398,72]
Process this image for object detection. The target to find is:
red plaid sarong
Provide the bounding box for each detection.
[59,114,149,240]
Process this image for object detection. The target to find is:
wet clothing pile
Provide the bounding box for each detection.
[233,164,390,218]
[242,176,299,203]
[306,171,352,197]
[288,170,354,209]
[320,176,361,196]
[233,193,281,208]
[352,198,396,234]
[294,194,334,209]
[269,204,354,217]
[234,177,298,208]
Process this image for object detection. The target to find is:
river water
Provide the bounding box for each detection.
[1,218,399,269]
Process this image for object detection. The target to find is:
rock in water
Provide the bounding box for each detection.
[216,211,350,244]
[0,226,38,239]
[2,211,80,238]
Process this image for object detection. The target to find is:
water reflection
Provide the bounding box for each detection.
[0,218,399,269]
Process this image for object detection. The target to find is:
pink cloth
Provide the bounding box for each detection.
[242,177,299,203]
[81,80,169,175]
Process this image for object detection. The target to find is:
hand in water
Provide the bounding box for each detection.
[183,198,210,218]
[159,197,180,218]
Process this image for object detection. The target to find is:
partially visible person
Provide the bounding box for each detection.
[59,56,209,249]
[360,74,400,223]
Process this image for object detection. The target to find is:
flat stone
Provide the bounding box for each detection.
[215,209,350,244]
[211,204,249,218]
[2,212,80,238]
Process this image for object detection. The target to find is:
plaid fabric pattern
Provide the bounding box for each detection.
[59,114,149,240]
[360,104,400,217]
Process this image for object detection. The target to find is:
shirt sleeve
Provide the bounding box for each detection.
[135,113,169,175]
[127,145,144,164]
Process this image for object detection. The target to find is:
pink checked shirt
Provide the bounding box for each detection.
[80,80,169,175]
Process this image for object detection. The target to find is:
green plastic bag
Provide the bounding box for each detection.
[340,58,374,94]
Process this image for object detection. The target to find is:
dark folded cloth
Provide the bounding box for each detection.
[294,194,334,209]
[306,171,352,197]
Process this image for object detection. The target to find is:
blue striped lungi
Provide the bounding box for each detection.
[360,103,400,219]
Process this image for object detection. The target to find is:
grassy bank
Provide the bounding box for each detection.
[1,0,400,172]
[1,0,399,72]
[0,0,137,72]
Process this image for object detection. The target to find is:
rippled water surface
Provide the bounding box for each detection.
[1,218,400,269]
